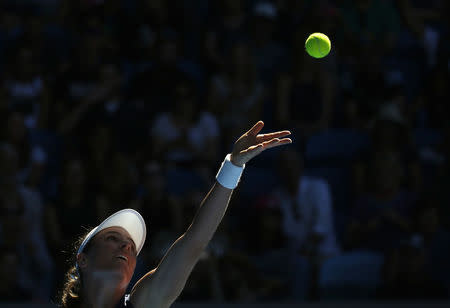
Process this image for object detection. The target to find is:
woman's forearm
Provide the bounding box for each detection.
[185,182,233,250]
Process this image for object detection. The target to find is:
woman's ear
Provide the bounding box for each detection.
[77,253,88,269]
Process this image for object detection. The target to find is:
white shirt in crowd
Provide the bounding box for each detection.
[151,111,220,161]
[275,176,340,259]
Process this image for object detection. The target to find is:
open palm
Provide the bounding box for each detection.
[230,121,292,167]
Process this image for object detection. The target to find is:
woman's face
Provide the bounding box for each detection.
[80,227,137,286]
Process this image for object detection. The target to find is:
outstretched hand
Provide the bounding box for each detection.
[230,121,292,167]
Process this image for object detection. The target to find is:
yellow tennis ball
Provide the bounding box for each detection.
[305,33,331,59]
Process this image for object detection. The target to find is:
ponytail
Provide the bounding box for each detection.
[60,266,82,308]
[59,228,94,308]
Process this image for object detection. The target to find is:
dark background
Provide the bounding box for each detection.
[0,0,449,304]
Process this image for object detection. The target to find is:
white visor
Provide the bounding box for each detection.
[77,209,147,256]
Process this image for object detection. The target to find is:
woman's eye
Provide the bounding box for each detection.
[107,235,118,241]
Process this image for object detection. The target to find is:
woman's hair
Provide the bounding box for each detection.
[59,228,94,308]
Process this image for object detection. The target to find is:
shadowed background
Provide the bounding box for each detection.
[0,0,449,305]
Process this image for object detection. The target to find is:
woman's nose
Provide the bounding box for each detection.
[121,240,132,252]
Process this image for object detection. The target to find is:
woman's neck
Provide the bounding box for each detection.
[82,271,127,308]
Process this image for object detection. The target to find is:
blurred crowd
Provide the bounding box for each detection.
[0,0,449,303]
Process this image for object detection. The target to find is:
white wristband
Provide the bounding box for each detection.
[215,154,245,189]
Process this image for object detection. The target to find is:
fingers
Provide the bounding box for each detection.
[237,137,292,163]
[256,130,291,142]
[246,121,264,136]
[261,138,292,149]
[242,138,291,155]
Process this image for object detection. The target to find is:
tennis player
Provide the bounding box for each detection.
[60,121,292,307]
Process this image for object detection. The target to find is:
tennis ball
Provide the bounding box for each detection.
[305,33,331,59]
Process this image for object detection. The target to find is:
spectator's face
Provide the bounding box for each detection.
[79,227,137,288]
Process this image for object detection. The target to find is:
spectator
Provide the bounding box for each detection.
[151,79,220,165]
[429,123,450,230]
[413,196,450,296]
[397,0,447,70]
[249,1,287,84]
[54,62,120,133]
[338,0,401,53]
[352,103,422,196]
[203,0,249,73]
[128,28,196,112]
[421,67,450,130]
[242,195,297,299]
[178,246,225,301]
[273,148,339,300]
[347,152,417,252]
[95,151,140,219]
[0,145,53,301]
[138,161,183,234]
[380,234,448,299]
[81,122,115,189]
[4,47,43,129]
[273,148,340,260]
[335,91,366,130]
[1,111,31,180]
[216,252,285,301]
[207,40,264,146]
[0,84,9,114]
[275,50,335,137]
[45,158,97,258]
[0,248,32,301]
